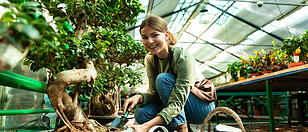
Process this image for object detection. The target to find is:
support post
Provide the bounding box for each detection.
[266,80,275,132]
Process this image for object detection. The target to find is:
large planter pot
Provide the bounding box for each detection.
[250,73,260,78]
[288,62,305,68]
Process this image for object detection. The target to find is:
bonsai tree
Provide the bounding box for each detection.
[1,0,145,131]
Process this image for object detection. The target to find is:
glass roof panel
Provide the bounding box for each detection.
[177,31,197,44]
[186,19,208,37]
[133,0,308,80]
[199,63,221,78]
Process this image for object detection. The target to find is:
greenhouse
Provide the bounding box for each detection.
[0,0,308,131]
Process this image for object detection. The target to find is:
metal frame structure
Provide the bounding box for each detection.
[138,0,308,79]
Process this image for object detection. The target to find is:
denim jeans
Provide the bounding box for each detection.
[134,73,215,131]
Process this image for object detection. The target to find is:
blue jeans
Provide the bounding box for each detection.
[134,73,215,131]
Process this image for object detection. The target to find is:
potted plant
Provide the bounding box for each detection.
[258,49,275,75]
[235,98,249,115]
[255,49,286,75]
[252,96,265,116]
[238,59,250,80]
[227,62,239,82]
[270,41,289,71]
[242,50,262,78]
[280,31,308,67]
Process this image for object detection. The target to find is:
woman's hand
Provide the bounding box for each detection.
[128,116,165,132]
[127,124,151,132]
[123,94,143,113]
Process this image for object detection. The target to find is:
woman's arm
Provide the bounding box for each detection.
[156,47,195,124]
[123,94,143,113]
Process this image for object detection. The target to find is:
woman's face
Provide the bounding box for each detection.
[141,26,169,56]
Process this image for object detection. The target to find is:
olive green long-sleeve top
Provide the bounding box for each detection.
[140,46,197,124]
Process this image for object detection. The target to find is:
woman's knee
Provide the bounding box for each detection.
[134,104,160,124]
[134,107,149,124]
[155,73,175,92]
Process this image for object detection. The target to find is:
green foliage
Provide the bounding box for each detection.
[280,31,308,63]
[234,98,248,109]
[2,0,146,97]
[227,60,250,81]
[41,0,144,30]
[227,61,240,81]
[0,2,56,51]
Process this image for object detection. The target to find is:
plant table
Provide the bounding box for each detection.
[216,64,308,132]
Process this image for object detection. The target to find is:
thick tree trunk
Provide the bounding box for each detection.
[89,93,116,116]
[47,61,98,131]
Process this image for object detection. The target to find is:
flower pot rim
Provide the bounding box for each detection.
[288,62,305,68]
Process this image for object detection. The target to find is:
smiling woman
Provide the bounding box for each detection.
[141,26,169,56]
[122,15,215,132]
[140,15,177,58]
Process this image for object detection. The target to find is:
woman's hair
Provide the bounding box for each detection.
[139,15,177,45]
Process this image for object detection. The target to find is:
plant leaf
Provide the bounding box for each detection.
[22,25,40,39]
[0,23,8,34]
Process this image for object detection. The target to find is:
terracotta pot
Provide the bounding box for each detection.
[238,77,246,81]
[288,62,305,68]
[241,108,248,115]
[261,71,272,75]
[250,73,260,78]
[254,108,262,116]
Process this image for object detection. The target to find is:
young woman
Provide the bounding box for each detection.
[123,15,215,132]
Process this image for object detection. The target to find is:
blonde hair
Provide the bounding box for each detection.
[139,15,177,45]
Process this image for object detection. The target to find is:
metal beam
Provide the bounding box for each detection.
[146,0,154,15]
[208,3,284,41]
[176,0,207,38]
[168,0,190,32]
[214,0,308,6]
[184,31,241,60]
[127,1,201,31]
[177,41,273,47]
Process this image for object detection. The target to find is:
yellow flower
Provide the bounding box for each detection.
[295,48,301,54]
[241,59,247,63]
